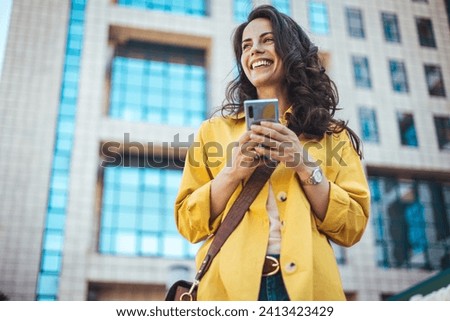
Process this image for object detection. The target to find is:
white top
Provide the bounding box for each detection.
[266,183,281,254]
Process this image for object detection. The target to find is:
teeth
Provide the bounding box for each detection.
[252,60,272,69]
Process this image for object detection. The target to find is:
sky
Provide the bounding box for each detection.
[0,0,13,78]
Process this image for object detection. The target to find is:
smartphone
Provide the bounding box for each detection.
[244,98,279,130]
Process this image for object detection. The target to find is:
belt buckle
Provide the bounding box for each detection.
[264,255,280,277]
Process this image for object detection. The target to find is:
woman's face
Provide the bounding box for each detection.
[240,18,285,93]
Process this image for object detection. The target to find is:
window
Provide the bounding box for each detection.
[109,41,206,127]
[99,153,200,259]
[369,176,450,270]
[117,0,207,16]
[434,116,450,150]
[308,1,329,35]
[234,0,252,22]
[359,107,379,143]
[346,7,365,38]
[382,12,401,43]
[352,56,372,88]
[389,60,409,93]
[397,113,418,147]
[424,64,446,97]
[416,18,436,48]
[272,0,290,15]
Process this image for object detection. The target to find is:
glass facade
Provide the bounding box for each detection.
[359,107,379,143]
[109,43,206,127]
[99,165,200,258]
[389,60,409,93]
[346,7,365,38]
[369,176,450,270]
[308,1,329,35]
[352,56,372,88]
[382,12,401,43]
[117,0,207,16]
[36,0,87,301]
[397,113,418,147]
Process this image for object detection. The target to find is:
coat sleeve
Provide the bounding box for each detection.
[316,132,371,247]
[174,121,223,243]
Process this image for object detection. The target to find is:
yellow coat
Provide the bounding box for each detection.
[174,114,370,300]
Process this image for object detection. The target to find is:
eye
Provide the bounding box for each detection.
[242,43,251,51]
[264,37,274,43]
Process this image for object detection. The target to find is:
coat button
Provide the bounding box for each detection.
[284,262,297,274]
[277,191,287,202]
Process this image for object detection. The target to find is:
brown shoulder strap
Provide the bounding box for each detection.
[194,160,277,282]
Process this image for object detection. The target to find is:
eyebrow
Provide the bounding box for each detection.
[242,31,274,44]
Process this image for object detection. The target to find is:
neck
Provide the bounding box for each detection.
[257,86,290,115]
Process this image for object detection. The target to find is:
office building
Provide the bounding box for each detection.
[0,0,449,300]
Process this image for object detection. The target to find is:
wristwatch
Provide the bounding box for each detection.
[301,167,323,185]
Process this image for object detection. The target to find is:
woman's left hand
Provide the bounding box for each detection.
[251,121,330,220]
[250,121,313,171]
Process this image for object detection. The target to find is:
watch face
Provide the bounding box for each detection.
[313,168,323,183]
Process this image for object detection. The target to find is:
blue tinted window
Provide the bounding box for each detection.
[234,0,252,22]
[272,0,290,15]
[382,12,401,43]
[109,45,206,127]
[346,7,364,38]
[117,0,207,16]
[389,60,409,93]
[37,274,59,297]
[308,1,329,35]
[352,56,371,88]
[397,112,418,147]
[99,166,200,258]
[359,107,379,143]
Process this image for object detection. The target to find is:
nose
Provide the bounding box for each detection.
[250,42,264,55]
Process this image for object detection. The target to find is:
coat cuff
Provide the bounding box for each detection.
[316,181,350,232]
[185,181,222,237]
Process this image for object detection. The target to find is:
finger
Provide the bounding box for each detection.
[260,121,295,136]
[237,131,252,144]
[250,124,285,141]
[255,144,299,162]
[250,133,295,153]
[241,154,263,168]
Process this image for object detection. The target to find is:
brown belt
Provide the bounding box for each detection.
[262,255,280,277]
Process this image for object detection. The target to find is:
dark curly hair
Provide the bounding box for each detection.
[221,5,362,158]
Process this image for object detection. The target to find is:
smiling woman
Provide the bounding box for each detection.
[174,5,370,301]
[0,0,12,78]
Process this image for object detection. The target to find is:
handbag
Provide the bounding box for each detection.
[165,161,277,301]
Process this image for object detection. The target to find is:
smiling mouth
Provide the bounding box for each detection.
[251,59,273,70]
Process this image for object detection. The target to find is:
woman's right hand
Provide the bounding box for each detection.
[209,131,261,219]
[227,131,262,181]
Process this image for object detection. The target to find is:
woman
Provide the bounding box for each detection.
[175,5,370,300]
